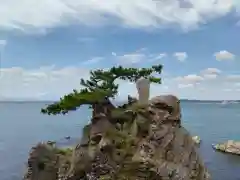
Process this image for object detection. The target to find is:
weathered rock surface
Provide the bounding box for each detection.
[213,140,240,155]
[23,95,210,180]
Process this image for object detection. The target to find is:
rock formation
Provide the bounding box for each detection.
[23,95,210,180]
[213,140,240,155]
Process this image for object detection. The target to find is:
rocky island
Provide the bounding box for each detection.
[23,65,210,180]
[213,140,240,155]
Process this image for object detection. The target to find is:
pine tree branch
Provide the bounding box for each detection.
[41,88,113,115]
[41,64,163,115]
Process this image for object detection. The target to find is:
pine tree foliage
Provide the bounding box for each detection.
[41,64,162,115]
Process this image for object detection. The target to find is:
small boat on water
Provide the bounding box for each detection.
[220,100,229,105]
[220,100,239,105]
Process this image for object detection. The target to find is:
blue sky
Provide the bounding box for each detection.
[0,0,240,100]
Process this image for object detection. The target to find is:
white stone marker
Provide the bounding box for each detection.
[136,77,150,105]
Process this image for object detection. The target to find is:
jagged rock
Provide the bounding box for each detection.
[213,140,240,155]
[23,143,58,180]
[150,95,181,125]
[23,95,210,180]
[90,113,114,144]
[79,124,91,146]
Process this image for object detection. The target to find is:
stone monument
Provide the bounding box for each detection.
[136,77,150,105]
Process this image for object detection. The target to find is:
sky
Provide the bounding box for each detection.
[0,0,240,101]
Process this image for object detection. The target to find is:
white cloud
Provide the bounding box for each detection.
[116,53,146,64]
[0,66,90,100]
[1,64,240,101]
[0,0,237,33]
[116,51,167,65]
[175,74,203,84]
[171,67,240,99]
[136,48,147,52]
[200,68,221,80]
[226,75,240,81]
[174,68,223,87]
[82,57,104,64]
[173,52,188,62]
[149,53,167,62]
[178,84,194,88]
[0,65,167,101]
[202,74,218,80]
[155,53,167,59]
[214,50,235,61]
[200,68,221,74]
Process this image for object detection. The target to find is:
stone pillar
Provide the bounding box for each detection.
[136,77,150,105]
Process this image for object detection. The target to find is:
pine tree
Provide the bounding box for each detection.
[41,64,163,115]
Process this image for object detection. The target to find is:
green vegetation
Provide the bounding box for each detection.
[54,147,73,156]
[41,65,163,115]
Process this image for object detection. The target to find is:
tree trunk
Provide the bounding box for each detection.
[92,98,115,118]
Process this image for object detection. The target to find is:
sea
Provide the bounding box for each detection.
[0,101,240,180]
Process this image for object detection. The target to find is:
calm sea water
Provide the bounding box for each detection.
[0,101,240,180]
